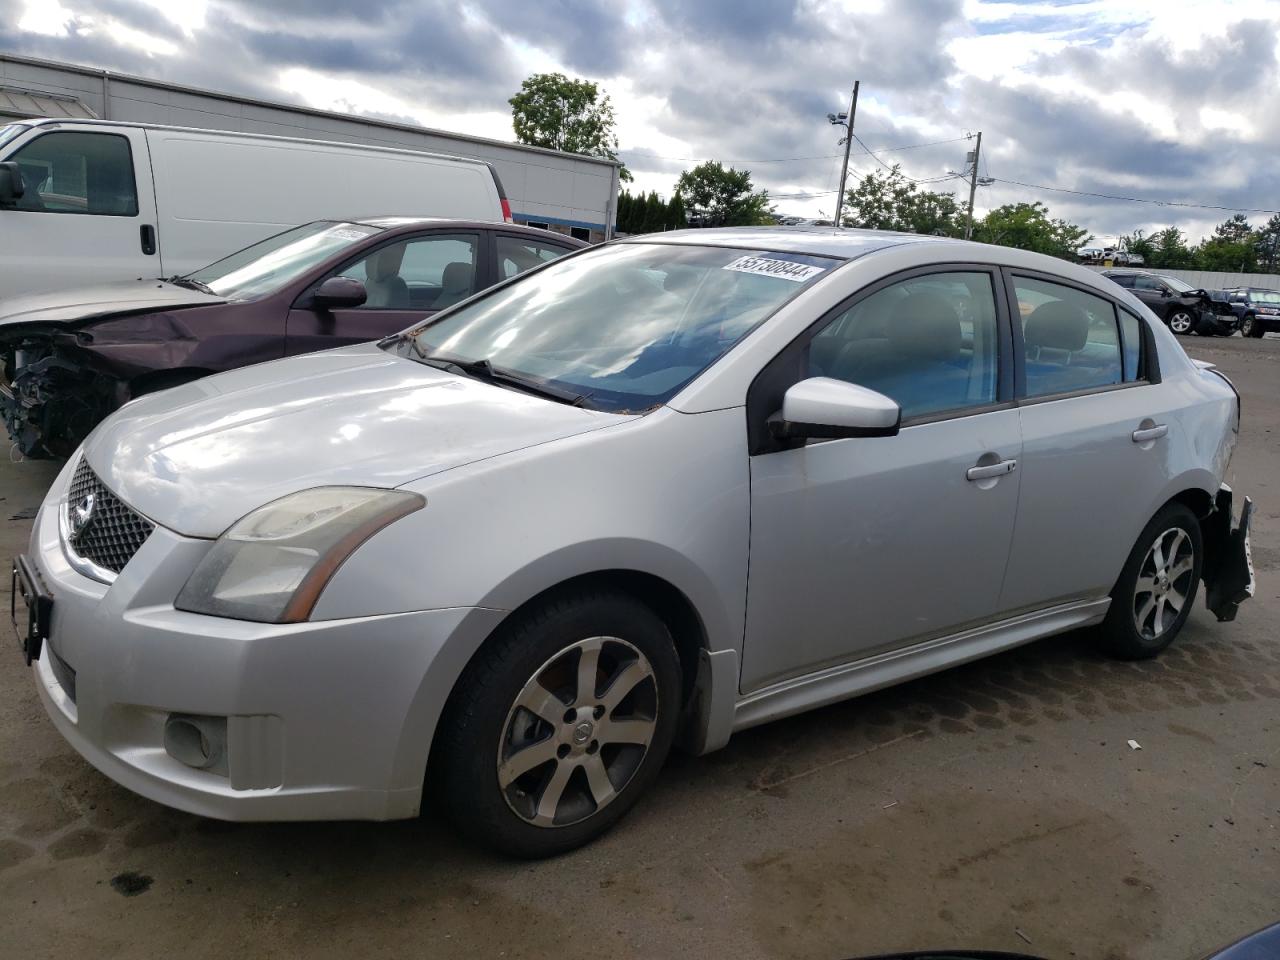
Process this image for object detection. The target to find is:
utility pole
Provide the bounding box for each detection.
[830,82,860,228]
[964,130,982,241]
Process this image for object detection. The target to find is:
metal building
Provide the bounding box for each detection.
[0,53,619,242]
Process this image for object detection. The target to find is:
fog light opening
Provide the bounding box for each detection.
[164,714,227,772]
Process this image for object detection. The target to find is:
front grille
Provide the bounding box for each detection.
[65,458,154,575]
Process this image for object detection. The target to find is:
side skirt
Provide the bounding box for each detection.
[731,597,1111,734]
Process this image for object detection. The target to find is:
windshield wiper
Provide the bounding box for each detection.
[415,350,589,406]
[165,275,216,295]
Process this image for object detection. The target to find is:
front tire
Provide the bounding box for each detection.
[435,589,682,858]
[1241,315,1264,338]
[1167,309,1195,335]
[1099,503,1202,660]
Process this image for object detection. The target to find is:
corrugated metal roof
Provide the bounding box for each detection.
[0,87,97,121]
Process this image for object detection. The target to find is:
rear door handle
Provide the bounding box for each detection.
[139,224,157,256]
[1132,424,1168,443]
[967,459,1017,481]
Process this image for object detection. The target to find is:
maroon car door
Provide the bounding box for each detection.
[284,232,482,357]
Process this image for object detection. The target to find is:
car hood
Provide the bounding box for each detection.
[82,343,632,538]
[0,279,224,329]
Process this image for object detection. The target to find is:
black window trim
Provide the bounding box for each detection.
[1001,266,1161,406]
[1,129,141,219]
[747,261,1015,456]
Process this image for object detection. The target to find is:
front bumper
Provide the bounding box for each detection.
[22,486,504,822]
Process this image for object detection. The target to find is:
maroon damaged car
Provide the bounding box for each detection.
[0,218,585,457]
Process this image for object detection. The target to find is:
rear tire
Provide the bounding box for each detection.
[1167,309,1195,335]
[435,589,682,858]
[1098,503,1202,660]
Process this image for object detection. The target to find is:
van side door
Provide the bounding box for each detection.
[0,124,160,297]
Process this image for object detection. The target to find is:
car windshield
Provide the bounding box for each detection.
[1161,275,1195,293]
[1252,290,1280,303]
[186,221,383,300]
[402,242,840,412]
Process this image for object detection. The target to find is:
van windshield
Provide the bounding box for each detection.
[186,221,383,300]
[0,123,28,150]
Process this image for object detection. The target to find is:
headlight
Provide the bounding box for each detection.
[175,487,424,623]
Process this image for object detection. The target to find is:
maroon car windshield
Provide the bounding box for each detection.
[187,221,383,300]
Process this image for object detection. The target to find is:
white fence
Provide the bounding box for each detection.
[1085,265,1280,292]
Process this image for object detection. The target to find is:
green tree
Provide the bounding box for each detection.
[972,201,1090,259]
[1149,226,1196,269]
[616,190,632,233]
[509,72,631,181]
[1121,229,1156,264]
[1196,237,1257,272]
[667,192,688,229]
[1256,213,1280,273]
[644,191,666,232]
[675,162,774,227]
[841,164,961,235]
[1212,213,1253,244]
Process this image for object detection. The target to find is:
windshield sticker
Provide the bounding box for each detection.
[723,255,826,282]
[330,228,373,242]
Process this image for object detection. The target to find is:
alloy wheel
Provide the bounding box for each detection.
[1132,527,1195,640]
[1241,316,1255,337]
[497,636,658,828]
[1168,311,1194,334]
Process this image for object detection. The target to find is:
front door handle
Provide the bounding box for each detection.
[1132,424,1168,443]
[139,224,157,256]
[967,459,1017,481]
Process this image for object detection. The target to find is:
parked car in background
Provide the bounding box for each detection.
[0,118,513,299]
[15,227,1252,857]
[0,218,583,457]
[1102,270,1238,336]
[1225,287,1280,338]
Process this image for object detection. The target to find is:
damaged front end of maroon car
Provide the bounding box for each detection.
[1,303,216,459]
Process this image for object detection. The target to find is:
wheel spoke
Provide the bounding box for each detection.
[1169,555,1194,584]
[516,682,567,726]
[498,736,558,787]
[1135,595,1156,634]
[581,754,615,809]
[1165,530,1187,571]
[576,642,602,705]
[600,658,653,711]
[1149,535,1167,575]
[600,718,653,746]
[1153,596,1169,635]
[533,760,574,826]
[1166,585,1186,613]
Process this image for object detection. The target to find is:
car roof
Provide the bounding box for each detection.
[350,217,586,243]
[625,225,954,259]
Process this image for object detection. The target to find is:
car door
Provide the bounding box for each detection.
[741,267,1023,693]
[999,271,1173,612]
[0,125,160,297]
[1129,274,1167,312]
[284,231,484,356]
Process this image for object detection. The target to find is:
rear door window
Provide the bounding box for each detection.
[1014,277,1123,397]
[5,131,138,216]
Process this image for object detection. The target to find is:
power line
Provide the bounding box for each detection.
[617,135,971,166]
[988,177,1280,216]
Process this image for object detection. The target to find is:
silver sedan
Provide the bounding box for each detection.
[14,226,1255,857]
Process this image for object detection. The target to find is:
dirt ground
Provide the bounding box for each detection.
[1,334,1277,960]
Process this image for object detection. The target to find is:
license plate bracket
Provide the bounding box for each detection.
[10,556,51,665]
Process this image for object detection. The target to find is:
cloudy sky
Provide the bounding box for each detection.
[4,0,1279,244]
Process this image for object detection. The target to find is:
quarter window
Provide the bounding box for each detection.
[339,235,479,310]
[6,131,138,216]
[1118,311,1144,382]
[807,271,1000,420]
[496,236,573,280]
[1015,277,1123,397]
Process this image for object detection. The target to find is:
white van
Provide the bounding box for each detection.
[0,118,511,298]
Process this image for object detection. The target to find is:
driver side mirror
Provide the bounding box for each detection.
[0,161,25,205]
[1160,287,1172,297]
[770,377,901,441]
[311,276,367,310]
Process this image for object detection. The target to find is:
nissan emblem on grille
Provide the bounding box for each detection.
[64,458,155,575]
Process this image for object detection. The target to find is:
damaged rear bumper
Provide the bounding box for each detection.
[1202,485,1255,622]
